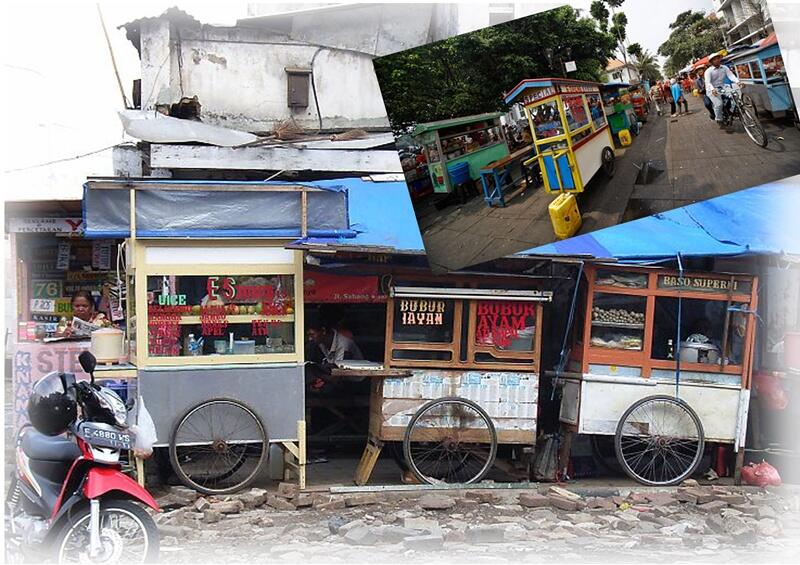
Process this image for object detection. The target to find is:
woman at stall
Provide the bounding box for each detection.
[57,290,111,337]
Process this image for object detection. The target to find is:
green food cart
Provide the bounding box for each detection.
[601,82,639,137]
[414,112,510,194]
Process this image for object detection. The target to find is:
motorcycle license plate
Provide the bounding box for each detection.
[79,423,133,450]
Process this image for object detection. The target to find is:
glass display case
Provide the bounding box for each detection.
[386,288,549,371]
[133,242,304,366]
[572,264,758,380]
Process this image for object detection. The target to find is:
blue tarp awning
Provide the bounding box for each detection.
[290,177,426,254]
[518,175,800,262]
[83,177,425,255]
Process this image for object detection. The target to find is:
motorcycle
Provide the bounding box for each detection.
[5,351,160,563]
[719,84,769,148]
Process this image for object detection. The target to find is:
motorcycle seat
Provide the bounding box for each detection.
[21,429,81,462]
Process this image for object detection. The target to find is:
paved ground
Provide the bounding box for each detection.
[417,96,800,272]
[146,481,800,563]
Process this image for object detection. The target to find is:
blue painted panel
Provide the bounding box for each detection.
[542,155,561,190]
[557,153,575,190]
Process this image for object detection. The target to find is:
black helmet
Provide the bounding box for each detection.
[28,373,78,436]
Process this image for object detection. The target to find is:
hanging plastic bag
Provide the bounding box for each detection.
[741,460,782,487]
[533,434,559,482]
[129,397,157,459]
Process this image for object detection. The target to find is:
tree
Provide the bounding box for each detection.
[658,10,726,76]
[373,6,617,133]
[634,49,663,83]
[590,0,630,71]
[627,42,643,60]
[590,1,609,31]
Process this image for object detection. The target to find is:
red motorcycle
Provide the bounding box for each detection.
[5,351,160,563]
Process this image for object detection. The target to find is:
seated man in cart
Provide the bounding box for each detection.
[305,313,364,393]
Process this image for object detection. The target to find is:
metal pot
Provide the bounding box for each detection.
[679,334,720,364]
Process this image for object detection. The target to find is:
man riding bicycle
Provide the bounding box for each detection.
[704,51,739,128]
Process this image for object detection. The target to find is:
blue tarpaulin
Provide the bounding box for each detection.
[84,177,425,254]
[519,175,800,261]
[292,177,426,253]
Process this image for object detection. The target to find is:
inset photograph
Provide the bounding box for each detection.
[374,3,800,272]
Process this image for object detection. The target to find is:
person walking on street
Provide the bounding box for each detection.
[671,78,689,115]
[704,51,740,128]
[661,79,676,117]
[650,83,663,116]
[694,65,715,120]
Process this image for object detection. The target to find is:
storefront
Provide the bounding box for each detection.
[7,201,125,432]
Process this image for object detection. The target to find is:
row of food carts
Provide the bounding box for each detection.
[411,76,652,240]
[9,179,761,490]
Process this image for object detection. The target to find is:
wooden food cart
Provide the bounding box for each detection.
[559,263,758,485]
[504,78,616,194]
[80,178,361,493]
[355,284,552,485]
[414,113,510,195]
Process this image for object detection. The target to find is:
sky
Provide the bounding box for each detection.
[0,0,717,202]
[568,0,716,65]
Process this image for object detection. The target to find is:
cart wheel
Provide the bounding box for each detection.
[614,395,704,486]
[601,147,616,178]
[169,398,267,495]
[629,121,640,136]
[403,397,497,485]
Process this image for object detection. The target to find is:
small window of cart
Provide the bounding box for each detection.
[562,94,590,134]
[529,99,565,140]
[145,273,296,361]
[763,55,785,79]
[749,61,764,81]
[650,296,748,369]
[735,63,753,79]
[389,297,459,364]
[469,300,540,368]
[589,292,646,352]
[586,93,606,130]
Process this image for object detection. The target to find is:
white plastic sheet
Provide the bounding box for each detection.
[119,110,258,147]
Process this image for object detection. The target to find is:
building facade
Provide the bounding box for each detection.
[713,0,773,47]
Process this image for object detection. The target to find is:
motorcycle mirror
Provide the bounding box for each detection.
[78,351,97,383]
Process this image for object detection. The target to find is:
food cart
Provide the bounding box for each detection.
[413,113,510,194]
[504,78,616,194]
[725,33,797,124]
[559,263,758,485]
[354,282,552,485]
[600,82,639,137]
[628,84,649,123]
[78,178,363,493]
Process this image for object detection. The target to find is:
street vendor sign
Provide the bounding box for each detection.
[657,274,752,294]
[8,218,84,234]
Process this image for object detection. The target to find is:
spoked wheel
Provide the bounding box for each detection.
[629,120,640,136]
[601,146,616,177]
[403,397,497,485]
[169,398,267,495]
[614,395,705,486]
[738,104,768,148]
[53,500,159,564]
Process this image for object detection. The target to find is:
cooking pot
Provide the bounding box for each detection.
[679,334,720,364]
[91,327,124,364]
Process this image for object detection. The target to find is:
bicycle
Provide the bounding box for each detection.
[718,84,768,148]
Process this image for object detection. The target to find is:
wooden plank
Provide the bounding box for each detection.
[331,368,413,378]
[150,144,403,173]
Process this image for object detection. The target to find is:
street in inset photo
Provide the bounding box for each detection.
[374,2,800,273]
